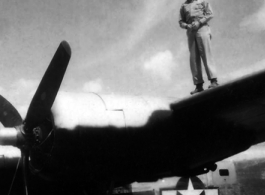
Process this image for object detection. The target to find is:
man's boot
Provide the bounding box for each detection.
[209,78,219,89]
[190,83,204,95]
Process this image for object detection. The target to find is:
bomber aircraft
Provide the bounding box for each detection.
[1,41,265,195]
[126,142,265,194]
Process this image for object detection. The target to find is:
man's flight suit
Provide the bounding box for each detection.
[179,0,217,86]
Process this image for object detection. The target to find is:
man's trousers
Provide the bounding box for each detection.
[187,25,217,85]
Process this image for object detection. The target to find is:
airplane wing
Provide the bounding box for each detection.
[2,40,265,194]
[170,69,265,171]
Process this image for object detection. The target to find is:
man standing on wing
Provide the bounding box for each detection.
[179,0,218,95]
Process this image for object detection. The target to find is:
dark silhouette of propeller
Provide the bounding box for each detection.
[0,95,22,127]
[0,41,71,195]
[24,41,71,130]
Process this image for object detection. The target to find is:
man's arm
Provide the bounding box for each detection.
[179,5,189,29]
[198,1,214,25]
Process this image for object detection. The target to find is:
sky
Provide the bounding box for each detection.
[1,0,265,187]
[0,0,265,117]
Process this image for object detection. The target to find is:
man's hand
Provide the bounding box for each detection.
[191,21,200,30]
[186,24,192,30]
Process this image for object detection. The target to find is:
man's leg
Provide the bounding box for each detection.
[187,31,204,94]
[196,26,217,83]
[187,31,204,85]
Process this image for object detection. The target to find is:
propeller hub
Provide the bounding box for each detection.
[0,127,22,146]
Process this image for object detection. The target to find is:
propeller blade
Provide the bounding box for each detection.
[0,95,22,127]
[22,152,29,195]
[24,41,71,130]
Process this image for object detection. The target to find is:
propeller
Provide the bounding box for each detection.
[0,95,22,127]
[24,40,71,130]
[0,41,71,195]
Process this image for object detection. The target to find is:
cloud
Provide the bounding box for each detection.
[0,78,39,118]
[143,50,175,81]
[226,144,265,162]
[175,41,189,63]
[240,1,265,32]
[11,78,38,96]
[9,78,39,107]
[83,79,103,93]
[127,0,180,49]
[219,58,265,82]
[78,0,182,67]
[16,105,29,119]
[0,86,5,94]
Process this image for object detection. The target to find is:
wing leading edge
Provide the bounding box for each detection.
[170,69,265,169]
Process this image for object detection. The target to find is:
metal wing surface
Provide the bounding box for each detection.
[170,69,265,170]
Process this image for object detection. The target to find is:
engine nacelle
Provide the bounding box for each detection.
[29,92,173,184]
